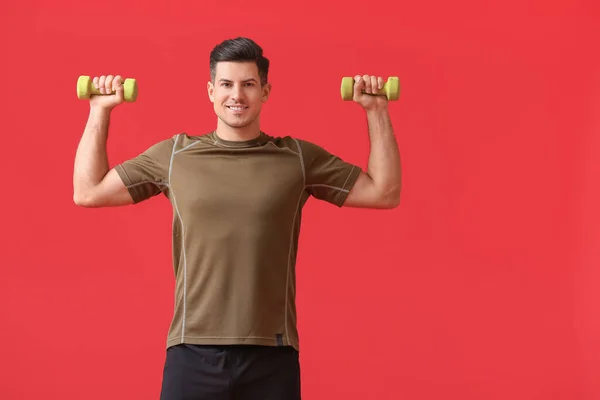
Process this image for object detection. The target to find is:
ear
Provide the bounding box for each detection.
[207,81,215,103]
[262,82,271,103]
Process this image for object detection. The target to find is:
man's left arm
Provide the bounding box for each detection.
[343,75,402,209]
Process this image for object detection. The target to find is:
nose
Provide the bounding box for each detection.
[231,84,245,101]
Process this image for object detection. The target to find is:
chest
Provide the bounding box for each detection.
[169,149,304,219]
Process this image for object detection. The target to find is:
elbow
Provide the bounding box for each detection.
[73,191,95,207]
[384,192,401,209]
[73,193,88,207]
[381,185,401,209]
[390,193,401,208]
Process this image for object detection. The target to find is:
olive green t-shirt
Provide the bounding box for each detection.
[115,131,361,351]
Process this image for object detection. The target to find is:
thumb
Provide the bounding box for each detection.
[113,80,125,100]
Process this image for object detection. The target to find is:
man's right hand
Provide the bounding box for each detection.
[89,75,125,110]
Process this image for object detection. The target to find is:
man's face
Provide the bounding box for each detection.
[208,61,270,130]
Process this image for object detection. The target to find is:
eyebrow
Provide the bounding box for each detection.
[218,78,258,83]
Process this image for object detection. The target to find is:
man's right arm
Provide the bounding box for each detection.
[73,106,133,207]
[73,75,133,208]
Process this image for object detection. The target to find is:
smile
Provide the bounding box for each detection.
[226,105,248,111]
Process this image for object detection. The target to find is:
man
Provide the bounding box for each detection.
[73,37,401,400]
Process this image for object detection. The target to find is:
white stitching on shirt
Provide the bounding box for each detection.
[125,181,170,189]
[177,335,278,340]
[292,139,306,185]
[305,183,349,193]
[174,140,201,154]
[283,139,307,345]
[341,165,355,190]
[168,134,188,343]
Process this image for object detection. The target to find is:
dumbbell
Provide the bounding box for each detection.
[76,75,138,102]
[340,76,400,101]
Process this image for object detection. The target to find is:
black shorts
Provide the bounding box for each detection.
[159,344,301,400]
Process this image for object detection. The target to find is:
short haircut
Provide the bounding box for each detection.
[209,37,270,85]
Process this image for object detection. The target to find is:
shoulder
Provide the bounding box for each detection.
[149,131,220,154]
[133,132,193,161]
[264,133,299,148]
[280,136,337,162]
[264,134,320,156]
[263,134,344,168]
[143,133,179,149]
[172,132,211,150]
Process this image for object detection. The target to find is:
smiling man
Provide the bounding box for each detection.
[73,37,401,400]
[210,59,267,135]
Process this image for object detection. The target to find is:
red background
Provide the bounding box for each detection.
[1,0,599,399]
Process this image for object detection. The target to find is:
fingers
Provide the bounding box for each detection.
[370,75,378,94]
[97,76,106,93]
[361,75,373,93]
[113,75,125,96]
[92,75,125,94]
[105,75,115,93]
[353,74,384,96]
[353,75,364,98]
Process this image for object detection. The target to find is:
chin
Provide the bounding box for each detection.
[218,113,258,128]
[226,121,250,128]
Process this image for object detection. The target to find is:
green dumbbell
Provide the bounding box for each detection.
[340,76,400,101]
[76,75,138,102]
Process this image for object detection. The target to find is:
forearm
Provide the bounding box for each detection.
[365,106,401,201]
[73,107,111,201]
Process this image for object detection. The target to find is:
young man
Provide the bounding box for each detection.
[73,37,401,400]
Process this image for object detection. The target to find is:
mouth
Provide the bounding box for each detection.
[226,105,248,112]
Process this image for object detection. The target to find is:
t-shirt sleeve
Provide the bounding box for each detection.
[114,137,174,204]
[298,139,362,207]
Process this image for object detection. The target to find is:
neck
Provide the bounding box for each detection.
[215,118,261,142]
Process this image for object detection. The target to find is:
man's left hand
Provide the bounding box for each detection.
[353,75,388,111]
